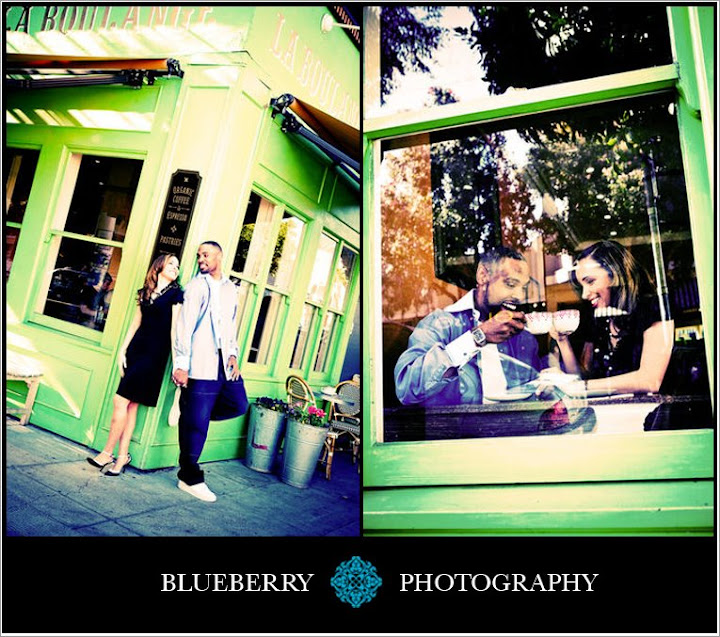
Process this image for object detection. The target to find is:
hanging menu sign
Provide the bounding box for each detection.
[151,170,201,266]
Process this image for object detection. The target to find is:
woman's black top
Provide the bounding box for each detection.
[584,295,662,380]
[116,282,184,406]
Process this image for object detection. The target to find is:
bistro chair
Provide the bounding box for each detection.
[286,374,316,410]
[320,379,360,479]
[6,351,44,426]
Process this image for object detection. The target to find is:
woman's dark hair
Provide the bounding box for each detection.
[138,254,175,304]
[570,240,654,314]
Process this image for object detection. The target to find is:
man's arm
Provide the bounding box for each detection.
[172,278,202,387]
[394,312,469,405]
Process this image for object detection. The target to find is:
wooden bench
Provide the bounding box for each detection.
[6,351,43,425]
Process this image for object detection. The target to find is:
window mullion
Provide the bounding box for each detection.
[49,230,124,250]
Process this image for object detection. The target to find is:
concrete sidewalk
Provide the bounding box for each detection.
[4,419,360,537]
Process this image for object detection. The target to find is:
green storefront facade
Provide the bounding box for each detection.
[5,6,360,470]
[362,6,715,536]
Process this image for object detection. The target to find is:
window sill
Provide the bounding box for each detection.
[363,478,714,535]
[364,427,714,488]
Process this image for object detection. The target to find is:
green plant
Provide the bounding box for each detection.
[255,396,287,412]
[286,405,327,427]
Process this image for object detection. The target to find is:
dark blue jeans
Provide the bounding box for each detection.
[178,358,248,486]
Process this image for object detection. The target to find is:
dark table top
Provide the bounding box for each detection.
[383,393,712,442]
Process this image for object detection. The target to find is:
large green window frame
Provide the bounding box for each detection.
[302,236,359,385]
[230,188,360,386]
[230,190,308,375]
[362,6,713,531]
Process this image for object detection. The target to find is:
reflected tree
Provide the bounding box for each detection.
[380,5,689,288]
[459,5,671,95]
[380,6,444,102]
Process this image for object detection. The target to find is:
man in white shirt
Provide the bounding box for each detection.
[172,241,248,502]
[394,247,541,406]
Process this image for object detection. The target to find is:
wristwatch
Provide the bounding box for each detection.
[471,325,487,348]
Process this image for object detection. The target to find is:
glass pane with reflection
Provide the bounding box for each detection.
[377,5,671,115]
[329,245,357,312]
[290,303,319,369]
[247,289,284,365]
[43,237,121,332]
[307,233,338,305]
[5,148,39,223]
[380,94,713,442]
[5,148,39,279]
[314,311,340,373]
[268,213,305,291]
[63,155,142,242]
[232,192,276,280]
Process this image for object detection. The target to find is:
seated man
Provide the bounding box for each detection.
[395,246,541,406]
[79,272,113,329]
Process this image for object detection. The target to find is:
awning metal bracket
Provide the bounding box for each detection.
[270,93,360,182]
[6,57,184,90]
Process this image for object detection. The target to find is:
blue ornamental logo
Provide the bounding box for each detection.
[331,556,382,608]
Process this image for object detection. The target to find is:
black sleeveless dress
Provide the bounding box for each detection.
[116,283,184,406]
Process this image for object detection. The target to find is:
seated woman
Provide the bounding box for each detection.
[550,240,674,395]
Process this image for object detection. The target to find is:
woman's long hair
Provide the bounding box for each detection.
[570,240,653,314]
[138,254,174,304]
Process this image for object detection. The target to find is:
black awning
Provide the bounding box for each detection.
[270,93,360,185]
[5,54,183,89]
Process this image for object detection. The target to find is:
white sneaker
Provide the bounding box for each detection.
[178,480,217,502]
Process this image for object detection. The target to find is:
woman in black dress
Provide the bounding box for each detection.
[551,240,674,395]
[87,254,183,475]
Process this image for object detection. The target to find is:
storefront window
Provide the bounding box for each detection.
[289,233,358,374]
[232,192,275,280]
[5,148,39,280]
[40,154,142,332]
[375,5,672,116]
[380,94,712,441]
[231,192,306,367]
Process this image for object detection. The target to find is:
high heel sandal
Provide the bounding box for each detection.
[103,454,131,476]
[87,451,115,470]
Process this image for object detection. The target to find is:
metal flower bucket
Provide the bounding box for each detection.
[280,417,328,488]
[244,404,287,473]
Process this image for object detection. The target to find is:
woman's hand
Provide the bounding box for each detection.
[118,351,127,376]
[227,355,241,381]
[172,368,189,388]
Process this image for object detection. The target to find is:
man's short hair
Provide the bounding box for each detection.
[475,246,525,272]
[200,240,223,254]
